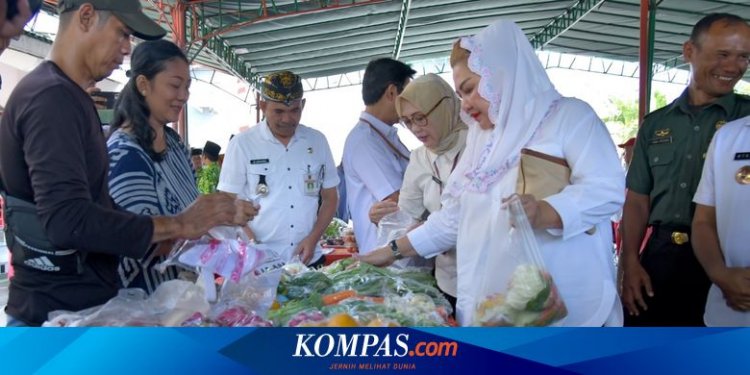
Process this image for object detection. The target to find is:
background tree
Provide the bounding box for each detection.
[737,81,750,96]
[604,91,667,144]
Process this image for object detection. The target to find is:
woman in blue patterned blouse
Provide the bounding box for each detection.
[107,40,197,293]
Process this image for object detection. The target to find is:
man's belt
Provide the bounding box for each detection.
[670,231,690,245]
[653,224,690,245]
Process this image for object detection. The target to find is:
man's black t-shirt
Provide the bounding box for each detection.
[0,61,154,326]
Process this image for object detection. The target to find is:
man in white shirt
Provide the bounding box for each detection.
[342,58,416,254]
[218,71,339,266]
[692,115,750,326]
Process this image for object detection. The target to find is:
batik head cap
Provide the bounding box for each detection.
[261,71,303,105]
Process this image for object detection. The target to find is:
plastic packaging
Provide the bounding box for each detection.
[375,210,433,269]
[44,279,210,327]
[156,228,265,284]
[217,253,285,317]
[472,195,567,327]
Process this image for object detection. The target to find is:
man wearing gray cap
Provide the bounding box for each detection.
[0,0,258,326]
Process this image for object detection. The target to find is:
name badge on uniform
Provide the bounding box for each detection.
[303,165,323,196]
[734,152,750,161]
[648,136,672,145]
[736,166,750,185]
[251,159,270,165]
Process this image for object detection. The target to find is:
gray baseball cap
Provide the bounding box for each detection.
[58,0,166,40]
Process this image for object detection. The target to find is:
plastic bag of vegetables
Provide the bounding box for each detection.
[472,195,567,327]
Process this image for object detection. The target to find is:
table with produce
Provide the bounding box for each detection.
[43,232,456,327]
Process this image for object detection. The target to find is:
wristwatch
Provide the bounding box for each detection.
[389,240,404,260]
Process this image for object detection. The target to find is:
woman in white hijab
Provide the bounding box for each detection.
[361,20,624,326]
[369,73,468,311]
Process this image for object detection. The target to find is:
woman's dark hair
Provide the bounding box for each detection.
[110,39,188,161]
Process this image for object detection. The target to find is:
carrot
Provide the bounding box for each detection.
[323,290,357,305]
[351,296,385,304]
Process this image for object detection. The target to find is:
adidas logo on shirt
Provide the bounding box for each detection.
[24,256,60,272]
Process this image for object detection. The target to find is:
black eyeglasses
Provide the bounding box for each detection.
[399,96,450,130]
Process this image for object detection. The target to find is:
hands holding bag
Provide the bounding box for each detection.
[473,195,567,326]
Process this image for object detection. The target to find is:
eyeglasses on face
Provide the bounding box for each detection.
[399,96,450,129]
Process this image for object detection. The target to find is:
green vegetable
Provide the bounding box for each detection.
[395,269,437,286]
[524,282,551,312]
[278,272,332,299]
[328,275,391,296]
[320,257,357,275]
[267,293,324,326]
[324,218,346,239]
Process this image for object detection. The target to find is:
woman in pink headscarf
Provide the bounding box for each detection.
[361,20,624,326]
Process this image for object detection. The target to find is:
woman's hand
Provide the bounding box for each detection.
[503,194,562,230]
[369,201,399,225]
[174,193,258,239]
[517,194,542,228]
[357,246,396,267]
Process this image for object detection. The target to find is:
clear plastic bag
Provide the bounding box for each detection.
[376,210,433,269]
[473,195,567,327]
[217,254,284,319]
[156,227,265,284]
[278,257,332,300]
[44,280,210,327]
[157,233,265,303]
[376,210,413,246]
[179,253,284,327]
[179,254,284,327]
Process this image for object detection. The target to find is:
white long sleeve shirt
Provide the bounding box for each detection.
[408,98,624,326]
[399,133,465,297]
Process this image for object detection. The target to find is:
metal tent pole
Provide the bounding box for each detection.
[638,0,657,124]
[173,1,189,140]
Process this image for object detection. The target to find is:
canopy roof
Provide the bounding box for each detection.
[38,0,750,84]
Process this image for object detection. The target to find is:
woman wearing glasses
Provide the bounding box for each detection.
[368,73,467,313]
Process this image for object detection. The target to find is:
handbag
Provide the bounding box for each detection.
[516,148,596,234]
[516,148,570,198]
